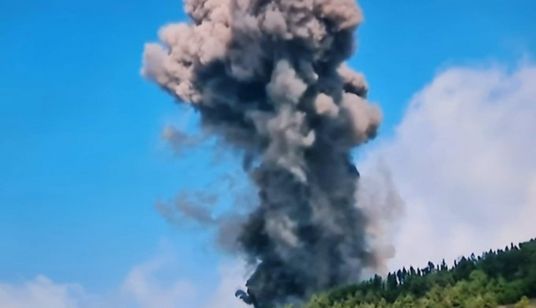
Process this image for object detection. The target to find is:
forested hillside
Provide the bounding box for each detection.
[306,238,536,307]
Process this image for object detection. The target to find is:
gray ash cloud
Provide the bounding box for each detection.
[142,0,384,306]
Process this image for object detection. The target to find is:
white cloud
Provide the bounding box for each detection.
[360,63,536,270]
[0,255,248,308]
[118,253,248,308]
[120,256,199,308]
[0,276,88,308]
[203,263,250,308]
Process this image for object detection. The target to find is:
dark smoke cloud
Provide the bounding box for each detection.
[157,191,219,225]
[157,189,251,253]
[161,125,204,155]
[143,0,384,306]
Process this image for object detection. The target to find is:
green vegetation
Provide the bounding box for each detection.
[306,239,536,307]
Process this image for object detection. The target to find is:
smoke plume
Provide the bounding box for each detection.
[142,0,383,306]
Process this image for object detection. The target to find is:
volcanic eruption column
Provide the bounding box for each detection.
[143,0,382,306]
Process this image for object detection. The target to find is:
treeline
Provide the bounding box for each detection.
[306,238,536,307]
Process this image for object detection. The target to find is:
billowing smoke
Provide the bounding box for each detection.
[142,0,383,306]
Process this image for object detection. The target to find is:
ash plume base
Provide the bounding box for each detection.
[142,0,388,306]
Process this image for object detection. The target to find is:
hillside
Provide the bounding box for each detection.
[306,239,536,307]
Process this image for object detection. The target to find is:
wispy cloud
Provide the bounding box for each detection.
[0,249,247,308]
[119,256,199,308]
[0,276,87,308]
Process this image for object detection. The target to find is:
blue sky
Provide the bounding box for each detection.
[1,0,535,305]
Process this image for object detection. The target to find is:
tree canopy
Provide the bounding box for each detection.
[306,238,536,307]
